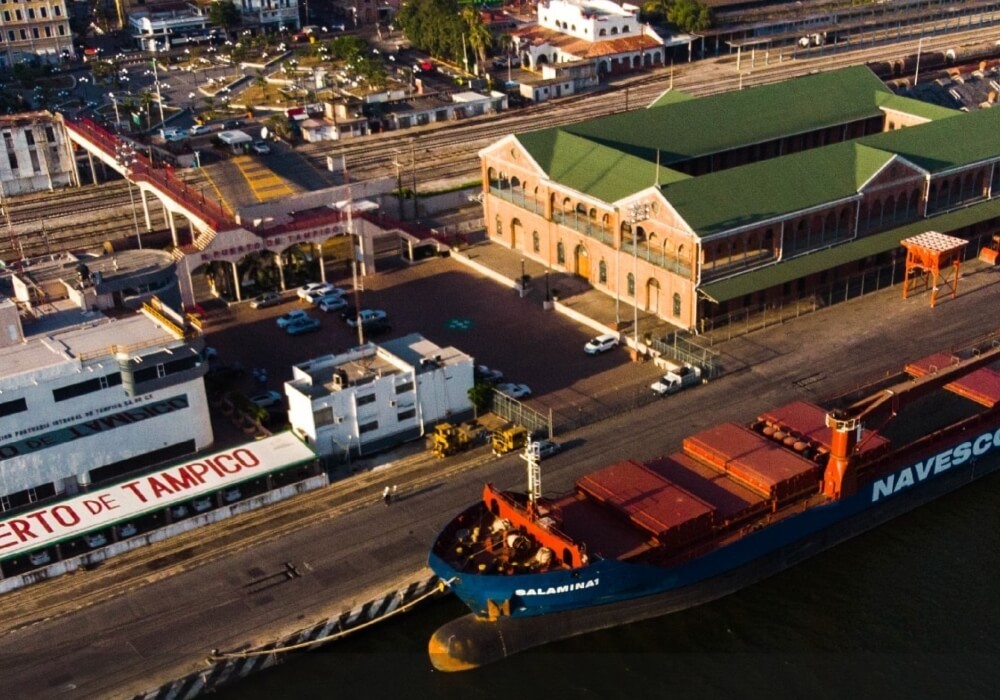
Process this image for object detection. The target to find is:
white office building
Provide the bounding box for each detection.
[238,0,300,32]
[285,334,473,458]
[127,4,211,52]
[0,111,76,196]
[0,280,213,512]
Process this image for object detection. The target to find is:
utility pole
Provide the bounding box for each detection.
[627,201,651,352]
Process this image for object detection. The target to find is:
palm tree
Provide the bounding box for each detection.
[254,69,268,101]
[461,7,492,76]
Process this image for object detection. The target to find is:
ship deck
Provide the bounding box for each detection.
[433,345,1000,577]
[547,492,653,561]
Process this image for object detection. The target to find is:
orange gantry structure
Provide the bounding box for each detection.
[901,231,968,308]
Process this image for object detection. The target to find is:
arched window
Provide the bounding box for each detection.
[532,231,540,253]
[627,273,635,296]
[557,241,565,265]
[673,293,681,318]
[598,259,607,284]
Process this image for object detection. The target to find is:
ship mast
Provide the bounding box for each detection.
[520,440,542,520]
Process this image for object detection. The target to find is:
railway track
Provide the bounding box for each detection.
[295,25,1000,188]
[3,25,997,263]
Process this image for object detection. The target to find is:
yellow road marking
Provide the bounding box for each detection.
[198,166,235,216]
[232,155,295,202]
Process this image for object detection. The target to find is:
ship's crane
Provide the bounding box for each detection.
[823,335,1000,498]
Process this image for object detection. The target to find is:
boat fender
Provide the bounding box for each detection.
[535,547,552,565]
[491,518,511,534]
[506,533,526,549]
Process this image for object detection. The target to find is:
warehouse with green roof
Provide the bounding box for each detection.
[478,66,1000,330]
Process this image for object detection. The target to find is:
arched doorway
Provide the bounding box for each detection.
[645,278,660,313]
[511,218,523,251]
[574,244,590,279]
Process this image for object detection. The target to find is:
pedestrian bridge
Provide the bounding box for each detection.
[61,116,238,249]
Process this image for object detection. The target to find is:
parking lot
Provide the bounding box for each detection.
[201,252,660,444]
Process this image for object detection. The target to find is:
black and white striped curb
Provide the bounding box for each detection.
[131,574,444,700]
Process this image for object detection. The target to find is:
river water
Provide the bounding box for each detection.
[217,473,1000,700]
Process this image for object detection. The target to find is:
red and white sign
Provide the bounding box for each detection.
[0,432,315,557]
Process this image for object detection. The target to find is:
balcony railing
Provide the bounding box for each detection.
[489,185,545,217]
[620,241,692,277]
[551,210,615,245]
[700,251,776,282]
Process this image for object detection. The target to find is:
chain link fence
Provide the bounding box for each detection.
[698,259,905,345]
[491,391,552,437]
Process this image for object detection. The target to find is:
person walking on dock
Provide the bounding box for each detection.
[383,486,391,506]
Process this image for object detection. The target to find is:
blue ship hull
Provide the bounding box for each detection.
[429,424,1000,668]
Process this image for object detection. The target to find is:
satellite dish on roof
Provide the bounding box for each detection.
[260,126,269,140]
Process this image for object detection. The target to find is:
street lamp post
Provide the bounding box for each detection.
[109,93,120,131]
[392,151,404,219]
[627,201,651,351]
[115,142,143,249]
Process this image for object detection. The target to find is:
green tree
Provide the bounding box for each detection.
[265,113,292,142]
[396,0,464,63]
[354,56,388,90]
[327,35,368,63]
[90,59,115,83]
[207,1,241,33]
[468,383,494,413]
[640,0,672,23]
[254,68,268,101]
[667,0,714,33]
[139,90,154,129]
[461,6,492,75]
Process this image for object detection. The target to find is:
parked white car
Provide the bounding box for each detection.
[346,309,388,328]
[497,383,532,399]
[584,333,619,355]
[276,309,309,328]
[476,365,504,383]
[318,294,349,312]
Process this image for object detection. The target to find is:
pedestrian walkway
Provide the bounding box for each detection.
[452,238,680,353]
[232,155,297,203]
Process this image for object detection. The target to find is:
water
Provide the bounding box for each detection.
[217,474,1000,700]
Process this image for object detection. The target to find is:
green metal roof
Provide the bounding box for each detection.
[647,87,697,108]
[518,66,893,180]
[874,92,961,122]
[858,104,1000,173]
[699,197,1000,303]
[517,129,689,203]
[662,142,895,237]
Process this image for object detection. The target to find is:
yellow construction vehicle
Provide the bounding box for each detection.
[428,422,477,458]
[491,425,528,456]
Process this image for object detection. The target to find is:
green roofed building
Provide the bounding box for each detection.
[477,66,1000,331]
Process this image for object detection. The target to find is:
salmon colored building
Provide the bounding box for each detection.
[478,67,1000,331]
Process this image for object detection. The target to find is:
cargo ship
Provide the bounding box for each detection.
[427,335,1000,671]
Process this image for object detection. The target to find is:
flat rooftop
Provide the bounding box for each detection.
[0,313,180,390]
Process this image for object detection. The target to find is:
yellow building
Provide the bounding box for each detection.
[0,0,73,68]
[479,67,1000,331]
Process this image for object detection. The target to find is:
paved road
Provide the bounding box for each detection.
[2,258,999,698]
